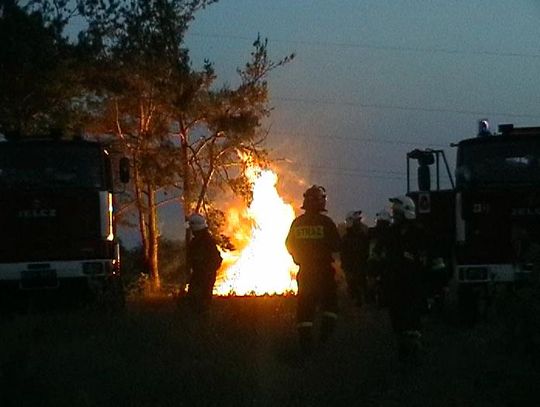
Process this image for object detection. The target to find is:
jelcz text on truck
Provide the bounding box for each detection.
[0,139,129,307]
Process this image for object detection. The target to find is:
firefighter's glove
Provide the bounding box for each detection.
[404,330,422,340]
[403,251,415,261]
[431,257,446,271]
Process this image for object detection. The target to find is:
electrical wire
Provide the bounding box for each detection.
[189,32,540,59]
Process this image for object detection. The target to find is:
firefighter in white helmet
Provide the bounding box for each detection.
[375,209,392,225]
[366,209,393,308]
[184,213,223,313]
[390,195,416,221]
[384,195,428,361]
[389,196,449,312]
[286,185,341,357]
[341,210,370,307]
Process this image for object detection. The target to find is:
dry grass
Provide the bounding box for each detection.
[0,292,538,407]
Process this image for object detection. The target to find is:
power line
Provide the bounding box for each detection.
[284,162,406,180]
[189,32,540,60]
[271,131,448,148]
[188,32,540,120]
[272,96,540,119]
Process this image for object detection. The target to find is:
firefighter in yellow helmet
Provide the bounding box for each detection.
[286,185,341,357]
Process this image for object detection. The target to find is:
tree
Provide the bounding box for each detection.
[0,0,88,139]
[176,35,294,249]
[4,0,294,289]
[71,0,216,289]
[79,1,294,289]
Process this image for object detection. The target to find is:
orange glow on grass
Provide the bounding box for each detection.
[214,161,298,296]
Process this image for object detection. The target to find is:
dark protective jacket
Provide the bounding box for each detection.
[384,220,429,332]
[368,222,392,263]
[341,224,370,274]
[187,229,223,289]
[365,222,393,306]
[286,211,341,327]
[285,212,341,268]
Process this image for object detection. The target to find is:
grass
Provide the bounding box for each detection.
[0,291,539,407]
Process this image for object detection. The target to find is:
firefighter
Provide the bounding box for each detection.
[340,210,370,306]
[184,213,223,314]
[366,209,392,308]
[286,185,341,356]
[384,195,427,361]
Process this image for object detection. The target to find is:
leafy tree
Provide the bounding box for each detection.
[0,0,87,139]
[177,35,294,251]
[2,0,294,289]
[77,0,294,290]
[72,0,214,289]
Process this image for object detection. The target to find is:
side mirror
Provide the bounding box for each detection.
[119,157,130,184]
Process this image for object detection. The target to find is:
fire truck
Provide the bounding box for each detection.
[407,121,540,321]
[0,138,129,308]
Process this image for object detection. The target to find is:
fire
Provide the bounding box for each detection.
[214,163,299,296]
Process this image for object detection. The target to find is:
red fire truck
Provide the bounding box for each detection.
[0,139,129,308]
[407,122,540,321]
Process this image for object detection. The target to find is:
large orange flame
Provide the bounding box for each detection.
[214,162,298,296]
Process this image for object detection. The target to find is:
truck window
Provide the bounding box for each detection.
[456,140,540,188]
[0,144,105,189]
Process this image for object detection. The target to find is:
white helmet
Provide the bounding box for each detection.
[389,195,416,220]
[187,213,208,231]
[345,210,363,227]
[375,209,391,223]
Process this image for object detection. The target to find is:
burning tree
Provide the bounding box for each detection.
[5,0,295,289]
[73,0,294,289]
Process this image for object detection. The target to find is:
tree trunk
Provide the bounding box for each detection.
[147,183,160,290]
[195,140,215,212]
[179,127,191,268]
[133,162,150,268]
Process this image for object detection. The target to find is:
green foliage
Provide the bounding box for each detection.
[77,1,216,188]
[185,37,293,212]
[121,237,186,292]
[25,0,79,34]
[119,243,145,281]
[0,1,87,138]
[0,0,294,285]
[203,206,235,251]
[158,237,187,284]
[78,0,294,236]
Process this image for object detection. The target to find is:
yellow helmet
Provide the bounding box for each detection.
[302,185,327,212]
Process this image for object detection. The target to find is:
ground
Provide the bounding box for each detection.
[0,289,538,407]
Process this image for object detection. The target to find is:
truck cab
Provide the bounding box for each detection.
[406,122,540,323]
[455,124,540,284]
[0,139,129,309]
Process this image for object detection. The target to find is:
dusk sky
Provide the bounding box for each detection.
[126,0,540,245]
[182,0,540,222]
